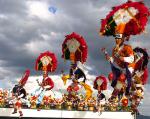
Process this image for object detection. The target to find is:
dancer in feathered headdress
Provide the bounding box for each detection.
[93,75,107,115]
[100,0,149,114]
[61,32,92,101]
[33,51,57,111]
[11,69,30,117]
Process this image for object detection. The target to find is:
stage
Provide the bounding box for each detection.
[0,108,135,119]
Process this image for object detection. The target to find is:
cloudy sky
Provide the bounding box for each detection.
[0,0,150,116]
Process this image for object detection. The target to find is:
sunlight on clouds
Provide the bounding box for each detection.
[41,32,61,41]
[0,14,8,20]
[24,40,51,55]
[50,32,57,37]
[41,34,50,40]
[27,1,54,20]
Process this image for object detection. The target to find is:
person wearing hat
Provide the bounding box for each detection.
[11,84,26,117]
[93,75,107,113]
[11,69,30,117]
[106,34,135,95]
[35,71,54,111]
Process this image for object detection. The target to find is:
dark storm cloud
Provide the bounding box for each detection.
[0,0,149,84]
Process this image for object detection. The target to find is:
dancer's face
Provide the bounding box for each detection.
[43,72,48,78]
[115,38,123,46]
[72,66,76,70]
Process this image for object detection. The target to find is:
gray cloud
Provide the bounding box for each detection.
[0,0,150,115]
[0,0,149,82]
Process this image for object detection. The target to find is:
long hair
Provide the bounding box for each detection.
[134,47,149,71]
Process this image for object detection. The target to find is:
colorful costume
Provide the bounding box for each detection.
[11,69,30,117]
[100,1,149,37]
[100,0,149,115]
[130,84,144,115]
[62,32,92,102]
[108,72,126,101]
[12,85,26,117]
[110,43,135,95]
[67,83,78,100]
[93,75,107,93]
[69,63,86,83]
[62,32,87,63]
[35,51,57,110]
[93,75,107,114]
[133,47,149,85]
[80,82,93,101]
[32,75,54,110]
[130,47,149,114]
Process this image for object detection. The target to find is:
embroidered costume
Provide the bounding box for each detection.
[34,51,57,110]
[11,69,30,117]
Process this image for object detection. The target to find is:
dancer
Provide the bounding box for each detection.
[11,69,30,117]
[93,75,107,115]
[35,51,57,110]
[32,70,54,111]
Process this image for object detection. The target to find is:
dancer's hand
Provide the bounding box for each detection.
[106,55,110,61]
[120,57,124,62]
[39,83,43,87]
[17,97,21,100]
[106,56,113,62]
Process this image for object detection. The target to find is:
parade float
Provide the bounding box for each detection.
[0,0,149,119]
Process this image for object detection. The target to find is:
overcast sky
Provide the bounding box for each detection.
[0,0,150,116]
